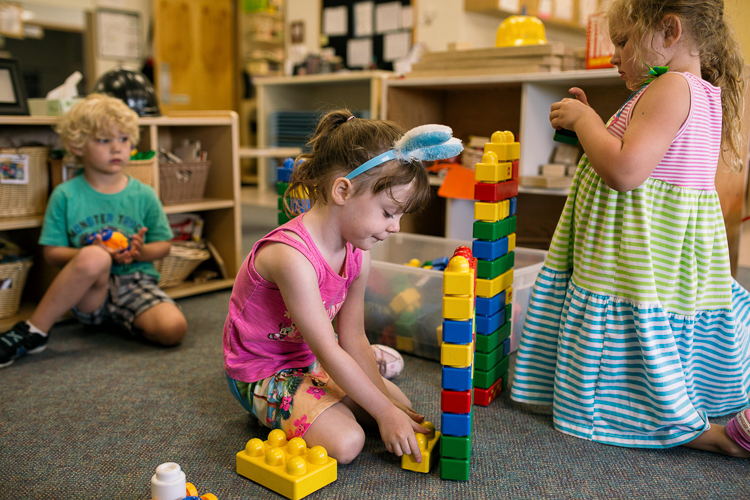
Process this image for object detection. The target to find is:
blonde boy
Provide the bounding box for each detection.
[0,94,187,368]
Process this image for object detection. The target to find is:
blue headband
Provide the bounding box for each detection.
[345,124,463,180]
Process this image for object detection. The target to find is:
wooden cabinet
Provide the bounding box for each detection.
[0,112,241,330]
[254,71,392,193]
[383,69,749,273]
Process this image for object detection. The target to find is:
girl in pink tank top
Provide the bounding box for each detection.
[224,110,462,464]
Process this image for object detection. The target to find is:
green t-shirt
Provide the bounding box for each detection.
[39,175,173,279]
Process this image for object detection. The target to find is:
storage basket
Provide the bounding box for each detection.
[153,242,211,288]
[125,158,156,186]
[0,259,33,320]
[159,161,211,205]
[52,156,156,190]
[0,147,50,217]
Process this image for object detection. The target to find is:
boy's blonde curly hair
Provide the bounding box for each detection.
[55,93,140,156]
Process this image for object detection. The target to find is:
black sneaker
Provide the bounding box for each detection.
[0,321,48,368]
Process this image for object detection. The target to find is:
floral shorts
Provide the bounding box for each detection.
[226,360,346,440]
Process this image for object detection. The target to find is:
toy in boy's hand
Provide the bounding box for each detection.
[86,228,130,252]
[345,124,463,179]
[553,128,579,146]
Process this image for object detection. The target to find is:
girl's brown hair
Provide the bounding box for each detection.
[608,0,745,172]
[284,109,432,216]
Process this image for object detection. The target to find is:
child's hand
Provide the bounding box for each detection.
[390,397,425,424]
[377,407,430,463]
[550,87,593,131]
[92,234,131,264]
[128,227,148,261]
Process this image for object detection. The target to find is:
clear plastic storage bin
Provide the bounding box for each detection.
[365,233,546,360]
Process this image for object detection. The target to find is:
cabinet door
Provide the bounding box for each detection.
[154,0,236,113]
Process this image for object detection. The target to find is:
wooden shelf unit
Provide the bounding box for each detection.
[464,0,593,33]
[0,112,242,327]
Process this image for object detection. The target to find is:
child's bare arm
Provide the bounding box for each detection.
[42,245,80,268]
[550,75,690,192]
[335,252,424,423]
[262,243,428,461]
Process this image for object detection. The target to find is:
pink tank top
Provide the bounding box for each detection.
[223,214,363,382]
[606,72,722,190]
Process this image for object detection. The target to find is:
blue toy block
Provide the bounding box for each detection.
[502,337,511,357]
[475,308,505,335]
[283,157,295,169]
[472,237,510,261]
[442,412,472,437]
[475,291,505,317]
[277,167,294,183]
[509,197,517,216]
[442,366,473,392]
[432,256,450,268]
[442,319,473,344]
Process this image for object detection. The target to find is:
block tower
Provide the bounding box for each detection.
[439,246,477,481]
[471,131,519,406]
[276,158,310,226]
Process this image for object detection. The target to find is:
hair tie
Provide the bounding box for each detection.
[347,116,355,122]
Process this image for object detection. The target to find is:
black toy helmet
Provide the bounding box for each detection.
[91,67,161,117]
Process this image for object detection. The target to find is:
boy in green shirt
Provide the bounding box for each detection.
[0,94,187,367]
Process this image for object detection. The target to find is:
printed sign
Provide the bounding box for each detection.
[0,153,29,184]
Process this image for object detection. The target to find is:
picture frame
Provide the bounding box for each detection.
[0,58,29,116]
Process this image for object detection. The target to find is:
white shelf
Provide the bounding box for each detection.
[0,215,45,230]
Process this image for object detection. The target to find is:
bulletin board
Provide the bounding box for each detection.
[321,0,412,71]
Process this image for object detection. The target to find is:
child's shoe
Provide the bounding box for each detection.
[726,408,750,451]
[371,344,404,379]
[0,321,48,368]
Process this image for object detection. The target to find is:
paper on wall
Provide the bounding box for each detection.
[323,6,348,36]
[384,31,410,62]
[354,1,373,37]
[347,37,372,68]
[375,2,400,33]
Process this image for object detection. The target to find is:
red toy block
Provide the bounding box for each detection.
[474,180,519,202]
[511,159,519,180]
[453,246,472,260]
[441,389,473,414]
[473,376,503,406]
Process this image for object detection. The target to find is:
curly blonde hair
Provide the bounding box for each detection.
[607,0,746,172]
[55,93,140,156]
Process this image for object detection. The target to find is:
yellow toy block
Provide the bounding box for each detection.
[474,200,510,222]
[476,269,514,299]
[505,286,513,305]
[443,295,474,320]
[390,288,421,314]
[484,130,520,162]
[236,429,337,500]
[396,335,414,352]
[443,256,474,296]
[405,258,420,267]
[508,232,516,252]
[402,421,441,473]
[441,341,474,368]
[437,324,443,345]
[475,151,512,183]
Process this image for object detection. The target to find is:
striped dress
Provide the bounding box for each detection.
[511,72,750,448]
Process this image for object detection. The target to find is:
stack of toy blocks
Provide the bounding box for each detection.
[471,131,519,406]
[440,246,477,481]
[277,158,310,225]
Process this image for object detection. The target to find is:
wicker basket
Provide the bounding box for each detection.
[0,259,33,320]
[0,147,50,217]
[125,158,156,186]
[153,242,211,289]
[159,161,211,205]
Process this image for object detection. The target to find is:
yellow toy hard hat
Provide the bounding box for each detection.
[496,15,547,47]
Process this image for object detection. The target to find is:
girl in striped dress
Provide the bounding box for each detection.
[511,0,750,456]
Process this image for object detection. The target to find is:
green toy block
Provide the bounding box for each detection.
[276,181,289,196]
[506,307,512,322]
[477,251,515,280]
[473,354,510,389]
[475,322,511,354]
[441,434,472,460]
[440,457,470,481]
[473,216,517,241]
[395,311,417,337]
[501,370,509,391]
[474,343,504,371]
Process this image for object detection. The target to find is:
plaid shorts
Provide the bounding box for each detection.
[72,272,175,333]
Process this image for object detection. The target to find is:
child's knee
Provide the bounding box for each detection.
[139,307,187,346]
[72,246,112,278]
[326,425,365,464]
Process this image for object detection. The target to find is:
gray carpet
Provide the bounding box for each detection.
[2,204,750,500]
